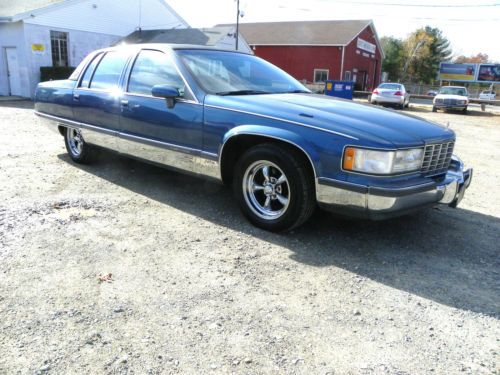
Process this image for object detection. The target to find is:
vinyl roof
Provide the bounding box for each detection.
[217,20,373,46]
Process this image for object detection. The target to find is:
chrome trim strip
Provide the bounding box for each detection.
[122,92,202,106]
[118,131,201,155]
[204,104,359,140]
[35,111,116,135]
[35,111,221,180]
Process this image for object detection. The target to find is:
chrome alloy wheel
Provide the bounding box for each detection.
[68,128,84,156]
[243,160,290,220]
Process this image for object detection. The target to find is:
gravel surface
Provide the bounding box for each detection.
[0,101,499,375]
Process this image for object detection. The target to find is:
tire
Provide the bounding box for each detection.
[462,107,468,115]
[432,106,437,112]
[398,103,404,110]
[233,143,316,232]
[64,127,93,163]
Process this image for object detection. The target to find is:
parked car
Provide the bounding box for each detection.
[478,90,496,100]
[370,83,410,109]
[34,45,472,231]
[433,86,469,114]
[426,90,438,97]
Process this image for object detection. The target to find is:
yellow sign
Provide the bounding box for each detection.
[31,44,45,53]
[326,82,333,91]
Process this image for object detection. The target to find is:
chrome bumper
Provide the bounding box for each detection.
[317,156,472,219]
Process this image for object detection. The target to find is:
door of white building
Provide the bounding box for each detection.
[5,47,22,96]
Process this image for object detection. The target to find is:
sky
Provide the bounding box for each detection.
[166,0,500,62]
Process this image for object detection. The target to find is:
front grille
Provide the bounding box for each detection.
[421,141,454,176]
[444,98,458,105]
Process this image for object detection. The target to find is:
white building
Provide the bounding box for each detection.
[0,0,189,97]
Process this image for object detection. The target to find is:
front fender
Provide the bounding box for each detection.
[221,124,322,178]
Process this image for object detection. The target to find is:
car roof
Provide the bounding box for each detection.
[93,43,252,55]
[444,86,467,89]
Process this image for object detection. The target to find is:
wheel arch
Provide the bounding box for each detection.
[219,125,320,187]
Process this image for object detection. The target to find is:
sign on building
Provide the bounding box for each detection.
[356,38,376,54]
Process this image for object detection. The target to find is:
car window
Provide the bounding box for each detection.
[379,83,401,90]
[79,53,103,88]
[69,52,95,81]
[128,50,186,97]
[439,87,467,96]
[89,51,129,91]
[177,49,308,94]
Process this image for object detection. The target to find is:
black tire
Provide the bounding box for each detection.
[399,103,404,110]
[432,106,437,112]
[233,143,316,232]
[64,127,93,163]
[462,107,468,115]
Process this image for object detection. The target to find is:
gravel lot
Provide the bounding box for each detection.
[0,101,499,375]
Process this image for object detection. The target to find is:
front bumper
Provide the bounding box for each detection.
[317,156,472,219]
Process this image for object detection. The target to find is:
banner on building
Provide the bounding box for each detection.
[31,44,45,55]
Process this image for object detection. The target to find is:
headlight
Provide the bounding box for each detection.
[343,147,423,175]
[457,100,467,105]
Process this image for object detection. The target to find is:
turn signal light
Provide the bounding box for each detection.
[343,147,356,170]
[394,91,403,96]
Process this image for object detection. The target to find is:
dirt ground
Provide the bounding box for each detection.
[0,101,498,375]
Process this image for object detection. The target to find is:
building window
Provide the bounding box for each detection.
[344,71,352,81]
[50,31,68,67]
[313,69,329,83]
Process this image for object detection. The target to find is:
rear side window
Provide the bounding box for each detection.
[79,53,102,88]
[89,51,129,90]
[128,50,186,97]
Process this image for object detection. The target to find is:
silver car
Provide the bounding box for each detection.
[371,83,410,109]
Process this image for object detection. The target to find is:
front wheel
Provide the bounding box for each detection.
[64,127,93,163]
[432,106,437,112]
[233,143,316,232]
[462,107,468,115]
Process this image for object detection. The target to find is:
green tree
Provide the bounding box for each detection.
[403,26,452,84]
[380,36,405,82]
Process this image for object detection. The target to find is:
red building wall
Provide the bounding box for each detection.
[342,26,383,91]
[251,25,382,90]
[253,45,343,82]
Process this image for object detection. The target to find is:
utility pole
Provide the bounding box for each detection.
[235,0,240,51]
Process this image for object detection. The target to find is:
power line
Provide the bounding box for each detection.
[319,0,500,7]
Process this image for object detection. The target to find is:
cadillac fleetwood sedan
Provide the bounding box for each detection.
[35,45,472,231]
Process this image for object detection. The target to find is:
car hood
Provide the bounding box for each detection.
[435,94,468,100]
[206,93,454,147]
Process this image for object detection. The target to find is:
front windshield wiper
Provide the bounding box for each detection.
[215,90,271,96]
[275,89,312,94]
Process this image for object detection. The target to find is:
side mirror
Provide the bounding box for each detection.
[152,84,180,109]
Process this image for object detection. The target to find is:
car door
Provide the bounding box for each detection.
[73,50,131,149]
[118,49,204,172]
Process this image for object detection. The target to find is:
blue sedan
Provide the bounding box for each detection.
[34,44,472,231]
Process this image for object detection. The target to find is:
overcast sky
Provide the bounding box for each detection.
[166,0,499,62]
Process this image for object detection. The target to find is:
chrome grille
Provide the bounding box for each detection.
[421,141,454,176]
[444,98,458,105]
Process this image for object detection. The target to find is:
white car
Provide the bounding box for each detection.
[370,83,410,109]
[479,90,496,100]
[433,86,469,114]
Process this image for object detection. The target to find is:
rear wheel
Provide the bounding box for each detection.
[233,143,316,232]
[64,127,93,163]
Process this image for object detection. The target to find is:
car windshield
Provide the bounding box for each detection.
[177,49,310,95]
[378,83,401,90]
[439,87,467,96]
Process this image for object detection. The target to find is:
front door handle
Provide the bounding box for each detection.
[120,100,129,107]
[73,93,79,101]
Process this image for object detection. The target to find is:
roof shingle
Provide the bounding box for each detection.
[218,20,372,46]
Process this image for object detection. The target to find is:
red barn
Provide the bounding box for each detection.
[224,20,384,91]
